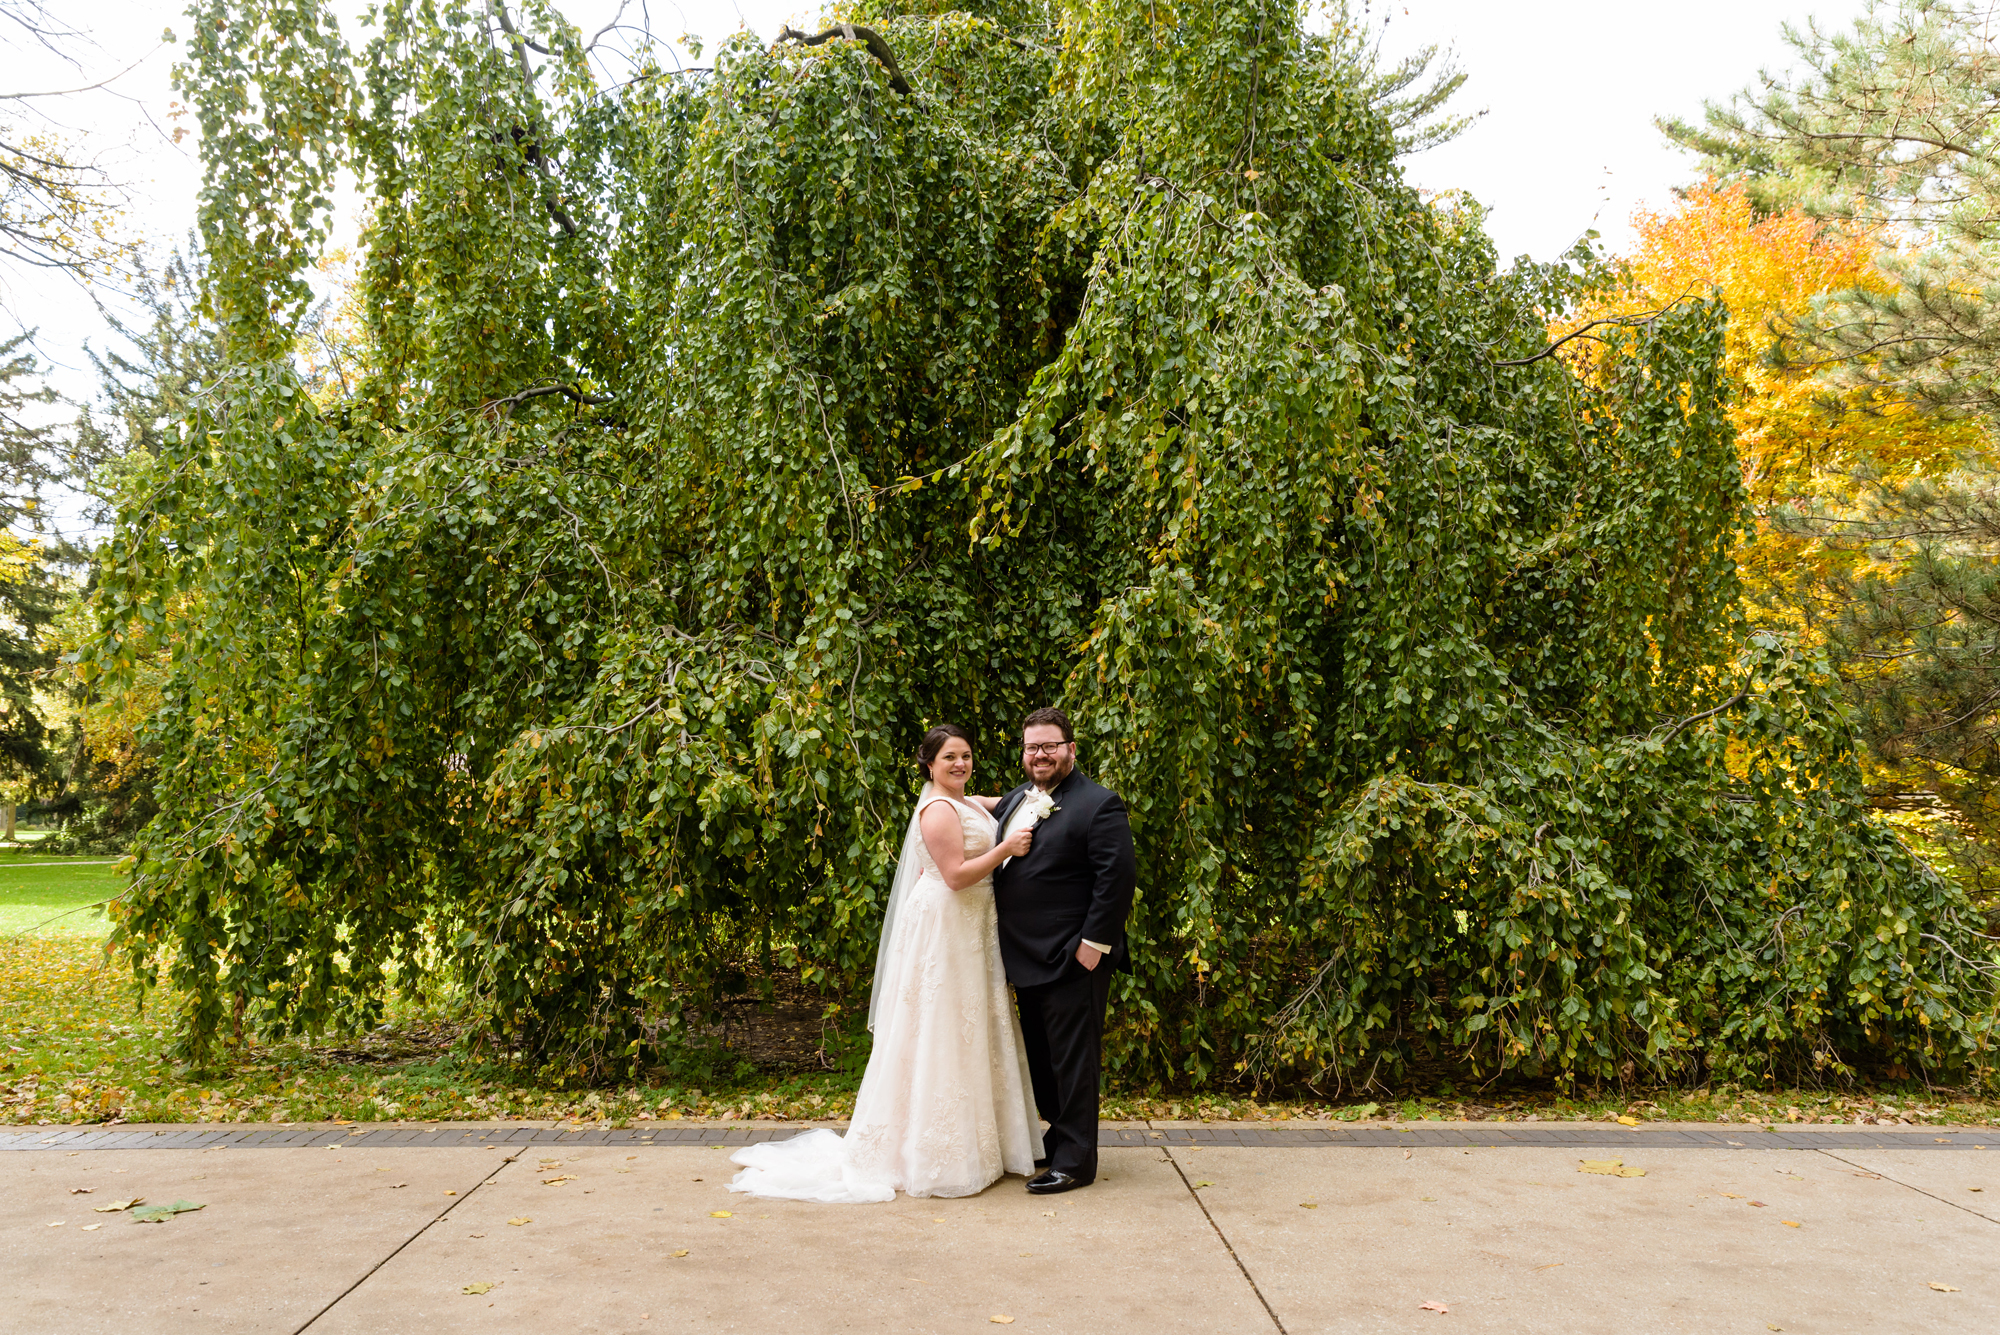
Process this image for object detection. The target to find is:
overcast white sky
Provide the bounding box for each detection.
[6,0,1872,406]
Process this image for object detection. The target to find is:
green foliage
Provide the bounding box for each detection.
[86,0,1997,1089]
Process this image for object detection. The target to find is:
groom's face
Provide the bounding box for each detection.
[1021,724,1075,789]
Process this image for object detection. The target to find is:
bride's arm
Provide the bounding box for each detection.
[921,803,1033,891]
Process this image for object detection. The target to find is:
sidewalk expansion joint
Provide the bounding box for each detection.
[1159,1140,1288,1335]
[1812,1148,2000,1229]
[290,1147,526,1334]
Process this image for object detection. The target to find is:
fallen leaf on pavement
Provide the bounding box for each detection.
[1193,1181,1214,1188]
[1419,1301,1449,1313]
[990,1317,1015,1325]
[1720,1192,1744,1198]
[469,1233,485,1239]
[932,1217,945,1223]
[46,1221,63,1227]
[1577,1159,1645,1177]
[462,1283,493,1295]
[80,1224,100,1231]
[1403,1149,1411,1160]
[542,1175,576,1186]
[1929,1282,1961,1292]
[130,1201,204,1224]
[1616,1115,1640,1126]
[1299,1203,1317,1209]
[1782,1220,1800,1228]
[1532,1263,1562,1271]
[444,1190,456,1196]
[67,1187,93,1194]
[1420,1197,1437,1202]
[389,1183,407,1189]
[709,1211,733,1218]
[671,1250,689,1258]
[1848,1173,1882,1180]
[1749,1200,1768,1208]
[93,1198,143,1212]
[507,1218,531,1226]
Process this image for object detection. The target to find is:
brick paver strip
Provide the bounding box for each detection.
[2,1124,1993,1151]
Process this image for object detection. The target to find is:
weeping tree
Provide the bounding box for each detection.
[86,0,1996,1088]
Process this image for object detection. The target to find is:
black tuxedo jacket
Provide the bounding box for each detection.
[990,768,1136,987]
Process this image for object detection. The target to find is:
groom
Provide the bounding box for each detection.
[991,706,1136,1195]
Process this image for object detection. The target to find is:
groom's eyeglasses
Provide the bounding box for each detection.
[1021,743,1070,757]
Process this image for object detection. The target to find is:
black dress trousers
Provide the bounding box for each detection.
[1013,961,1115,1180]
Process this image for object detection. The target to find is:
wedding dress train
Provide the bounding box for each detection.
[727,791,1043,1202]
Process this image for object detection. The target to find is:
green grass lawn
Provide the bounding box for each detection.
[0,852,125,937]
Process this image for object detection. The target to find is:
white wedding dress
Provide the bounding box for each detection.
[727,788,1044,1201]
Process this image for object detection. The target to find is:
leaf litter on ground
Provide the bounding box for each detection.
[1577,1159,1645,1177]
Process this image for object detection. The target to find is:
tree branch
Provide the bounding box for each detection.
[1494,310,1679,367]
[480,382,620,425]
[776,24,911,97]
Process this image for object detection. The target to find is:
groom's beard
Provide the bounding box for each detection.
[1031,758,1074,792]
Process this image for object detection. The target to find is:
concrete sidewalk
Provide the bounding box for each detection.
[4,1124,1995,1334]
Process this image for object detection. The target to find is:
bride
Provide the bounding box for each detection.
[726,725,1045,1202]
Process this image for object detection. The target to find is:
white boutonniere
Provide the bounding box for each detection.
[1003,790,1059,867]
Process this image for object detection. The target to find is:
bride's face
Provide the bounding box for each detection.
[931,737,974,789]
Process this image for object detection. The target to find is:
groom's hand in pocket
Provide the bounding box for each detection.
[1075,942,1103,971]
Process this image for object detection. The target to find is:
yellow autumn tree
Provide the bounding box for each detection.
[1565,183,1977,614]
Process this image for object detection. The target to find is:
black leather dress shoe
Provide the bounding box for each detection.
[1027,1169,1089,1194]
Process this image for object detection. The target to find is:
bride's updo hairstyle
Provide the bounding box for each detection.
[915,724,974,780]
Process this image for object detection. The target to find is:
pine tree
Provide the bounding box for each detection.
[1665,2,2000,904]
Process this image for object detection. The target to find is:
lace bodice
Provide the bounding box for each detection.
[912,795,995,884]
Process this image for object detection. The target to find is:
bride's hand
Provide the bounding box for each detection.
[1000,825,1033,859]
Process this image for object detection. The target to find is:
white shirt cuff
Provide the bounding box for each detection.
[1081,939,1112,954]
